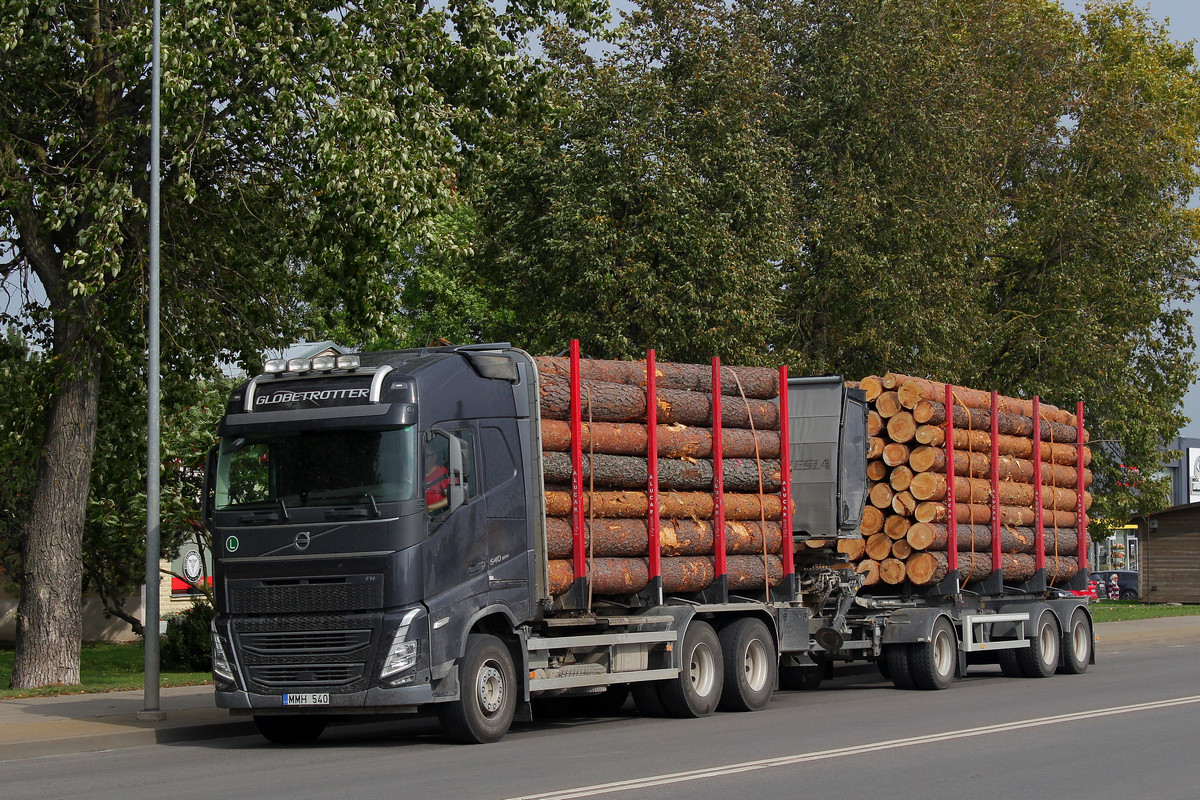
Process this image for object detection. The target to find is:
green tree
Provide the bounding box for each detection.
[0,0,601,688]
[469,0,793,363]
[755,0,1200,526]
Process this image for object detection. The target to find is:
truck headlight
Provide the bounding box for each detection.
[380,608,423,682]
[211,623,236,686]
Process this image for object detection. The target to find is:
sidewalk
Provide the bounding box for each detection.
[2,615,1198,761]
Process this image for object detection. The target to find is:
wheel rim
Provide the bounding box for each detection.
[1039,619,1059,666]
[478,660,505,716]
[933,629,954,677]
[689,643,716,697]
[1072,619,1091,661]
[743,638,769,692]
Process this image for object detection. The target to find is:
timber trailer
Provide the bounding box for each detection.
[202,341,1094,744]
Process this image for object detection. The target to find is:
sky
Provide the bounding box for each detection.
[4,0,1200,433]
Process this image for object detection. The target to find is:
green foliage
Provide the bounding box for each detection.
[0,330,46,583]
[0,641,210,699]
[160,601,216,672]
[468,0,793,363]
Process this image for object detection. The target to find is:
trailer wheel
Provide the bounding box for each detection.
[884,644,915,690]
[439,633,517,743]
[1057,609,1092,675]
[660,621,723,718]
[253,715,327,744]
[909,617,957,690]
[1014,611,1060,678]
[718,618,776,712]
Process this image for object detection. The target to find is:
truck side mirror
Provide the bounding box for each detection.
[447,433,466,512]
[203,445,218,530]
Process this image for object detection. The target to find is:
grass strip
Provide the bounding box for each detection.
[0,642,210,699]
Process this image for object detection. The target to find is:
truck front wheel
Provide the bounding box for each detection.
[718,618,776,711]
[439,634,517,743]
[660,621,723,718]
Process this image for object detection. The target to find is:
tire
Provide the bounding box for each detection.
[909,617,957,690]
[1057,609,1092,675]
[1120,589,1138,601]
[884,644,915,690]
[253,715,327,744]
[876,654,892,681]
[997,649,1023,677]
[660,621,724,717]
[632,682,667,717]
[439,633,517,743]
[1014,612,1061,678]
[718,618,777,712]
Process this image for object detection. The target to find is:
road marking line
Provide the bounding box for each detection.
[505,694,1200,800]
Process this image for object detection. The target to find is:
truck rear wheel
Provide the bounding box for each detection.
[718,618,776,712]
[253,715,327,744]
[1013,611,1061,678]
[439,633,517,743]
[660,621,723,718]
[1057,609,1092,675]
[909,617,957,690]
[884,644,915,690]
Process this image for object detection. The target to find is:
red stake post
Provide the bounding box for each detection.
[1032,397,1045,572]
[711,358,726,578]
[1076,401,1088,571]
[570,340,586,581]
[944,384,959,573]
[990,391,1001,565]
[779,365,794,579]
[646,350,661,582]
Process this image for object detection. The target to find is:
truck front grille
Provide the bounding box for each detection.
[228,581,383,614]
[231,613,381,695]
[248,663,365,688]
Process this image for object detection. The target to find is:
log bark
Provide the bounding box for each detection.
[905,550,1079,586]
[540,375,780,429]
[878,558,907,585]
[547,554,783,596]
[908,471,1091,512]
[545,517,783,558]
[909,446,1092,488]
[915,425,1092,467]
[545,490,783,520]
[914,501,1079,528]
[889,373,1076,425]
[912,400,1085,444]
[904,522,1079,555]
[535,357,779,399]
[541,420,780,459]
[542,451,782,493]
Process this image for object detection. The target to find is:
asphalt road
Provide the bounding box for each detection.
[7,643,1199,800]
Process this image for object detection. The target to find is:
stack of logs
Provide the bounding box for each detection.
[534,356,786,597]
[842,373,1091,589]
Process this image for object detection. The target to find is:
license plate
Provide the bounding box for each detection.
[283,693,330,706]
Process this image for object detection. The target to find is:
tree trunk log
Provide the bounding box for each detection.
[888,373,1076,425]
[891,490,917,517]
[542,452,782,493]
[11,320,101,689]
[865,533,893,561]
[906,522,1079,555]
[891,539,913,560]
[545,490,783,520]
[535,357,779,399]
[545,517,782,558]
[868,437,885,459]
[861,505,884,535]
[884,514,911,540]
[905,550,1079,586]
[540,375,780,429]
[886,412,917,443]
[855,559,880,585]
[889,465,914,492]
[908,471,1091,512]
[875,391,903,419]
[882,442,910,467]
[869,482,894,509]
[541,420,780,459]
[860,376,883,402]
[912,400,1085,443]
[839,537,867,560]
[867,410,883,437]
[914,501,1079,528]
[878,558,907,585]
[909,446,1092,488]
[547,555,783,596]
[867,460,889,482]
[915,425,1091,467]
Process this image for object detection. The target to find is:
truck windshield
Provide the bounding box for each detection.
[214,427,417,510]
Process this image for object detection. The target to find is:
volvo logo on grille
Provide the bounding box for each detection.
[294,531,312,551]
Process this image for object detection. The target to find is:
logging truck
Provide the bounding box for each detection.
[202,342,1094,744]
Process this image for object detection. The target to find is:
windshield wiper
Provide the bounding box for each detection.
[365,493,380,518]
[278,497,290,522]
